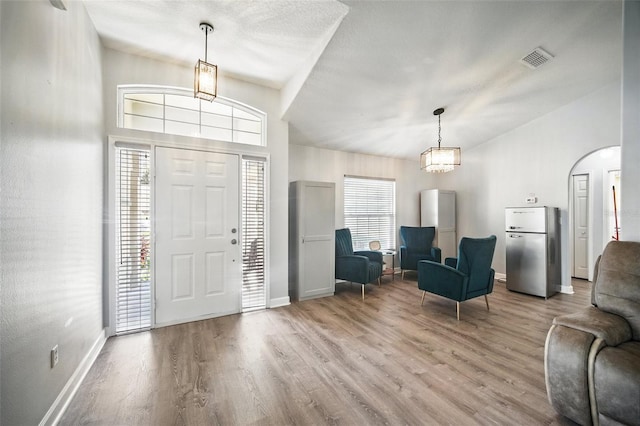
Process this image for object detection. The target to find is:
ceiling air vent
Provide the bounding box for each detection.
[519,47,554,69]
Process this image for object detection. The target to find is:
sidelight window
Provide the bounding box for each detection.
[242,158,267,311]
[115,147,152,334]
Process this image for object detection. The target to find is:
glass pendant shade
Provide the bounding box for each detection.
[194,23,217,101]
[420,147,461,173]
[420,107,461,173]
[194,59,217,101]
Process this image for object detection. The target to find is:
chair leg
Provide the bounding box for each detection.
[456,302,460,321]
[361,284,365,300]
[401,270,405,280]
[484,295,490,311]
[420,290,426,306]
[378,277,381,286]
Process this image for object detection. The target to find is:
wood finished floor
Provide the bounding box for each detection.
[61,276,590,425]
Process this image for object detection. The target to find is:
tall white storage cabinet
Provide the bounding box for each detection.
[289,181,336,301]
[420,190,457,260]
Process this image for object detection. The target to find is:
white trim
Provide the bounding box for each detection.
[558,284,575,294]
[269,296,291,308]
[154,309,241,329]
[107,135,272,334]
[40,329,108,426]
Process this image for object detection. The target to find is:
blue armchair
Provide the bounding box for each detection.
[335,228,383,300]
[399,226,442,279]
[417,235,497,320]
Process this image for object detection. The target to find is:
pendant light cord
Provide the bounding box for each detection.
[204,29,208,62]
[437,114,442,149]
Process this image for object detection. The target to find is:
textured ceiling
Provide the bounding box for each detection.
[83,0,623,159]
[83,0,348,88]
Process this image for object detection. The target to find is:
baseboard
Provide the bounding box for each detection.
[40,328,108,426]
[558,284,574,294]
[269,296,290,308]
[494,272,507,282]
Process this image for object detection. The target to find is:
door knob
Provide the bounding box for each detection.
[231,239,237,245]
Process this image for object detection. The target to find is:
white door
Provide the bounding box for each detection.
[573,174,589,279]
[155,147,241,326]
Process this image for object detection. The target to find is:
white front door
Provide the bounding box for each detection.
[155,147,241,326]
[573,174,589,279]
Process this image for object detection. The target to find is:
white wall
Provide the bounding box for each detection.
[101,48,290,308]
[437,81,621,292]
[570,146,621,280]
[0,1,104,424]
[289,143,437,250]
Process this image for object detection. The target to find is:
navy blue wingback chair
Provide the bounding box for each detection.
[335,228,383,300]
[417,235,497,320]
[399,226,441,279]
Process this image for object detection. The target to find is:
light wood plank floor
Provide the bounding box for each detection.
[61,277,590,425]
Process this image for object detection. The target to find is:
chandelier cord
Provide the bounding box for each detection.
[437,114,442,148]
[204,28,208,62]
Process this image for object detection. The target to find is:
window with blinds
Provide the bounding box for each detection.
[344,176,396,251]
[242,158,266,311]
[117,85,266,147]
[115,148,152,334]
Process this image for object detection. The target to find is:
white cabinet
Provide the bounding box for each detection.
[420,189,457,260]
[289,181,335,301]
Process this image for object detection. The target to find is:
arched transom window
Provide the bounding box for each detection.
[117,85,266,146]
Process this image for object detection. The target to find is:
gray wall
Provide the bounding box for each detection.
[0,1,105,425]
[621,0,640,240]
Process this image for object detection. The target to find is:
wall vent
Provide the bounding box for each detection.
[519,47,554,69]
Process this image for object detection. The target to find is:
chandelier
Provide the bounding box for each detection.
[420,108,461,173]
[194,22,217,101]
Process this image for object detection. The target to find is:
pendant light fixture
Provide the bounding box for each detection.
[420,107,461,173]
[194,22,217,101]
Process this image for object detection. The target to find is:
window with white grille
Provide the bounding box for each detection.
[115,148,151,334]
[118,85,266,147]
[344,176,396,251]
[242,158,266,311]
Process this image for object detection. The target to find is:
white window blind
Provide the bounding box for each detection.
[344,176,396,251]
[115,148,151,334]
[242,158,266,311]
[118,85,266,147]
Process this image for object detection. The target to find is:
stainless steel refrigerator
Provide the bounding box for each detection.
[505,206,560,298]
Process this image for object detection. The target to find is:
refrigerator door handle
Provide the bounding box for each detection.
[509,234,523,238]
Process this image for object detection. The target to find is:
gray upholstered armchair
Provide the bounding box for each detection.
[545,240,640,426]
[399,226,441,279]
[417,235,496,320]
[335,228,383,300]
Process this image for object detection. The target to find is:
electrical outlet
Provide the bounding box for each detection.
[525,196,537,204]
[51,345,59,368]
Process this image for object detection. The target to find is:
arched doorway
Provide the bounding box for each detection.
[568,146,620,282]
